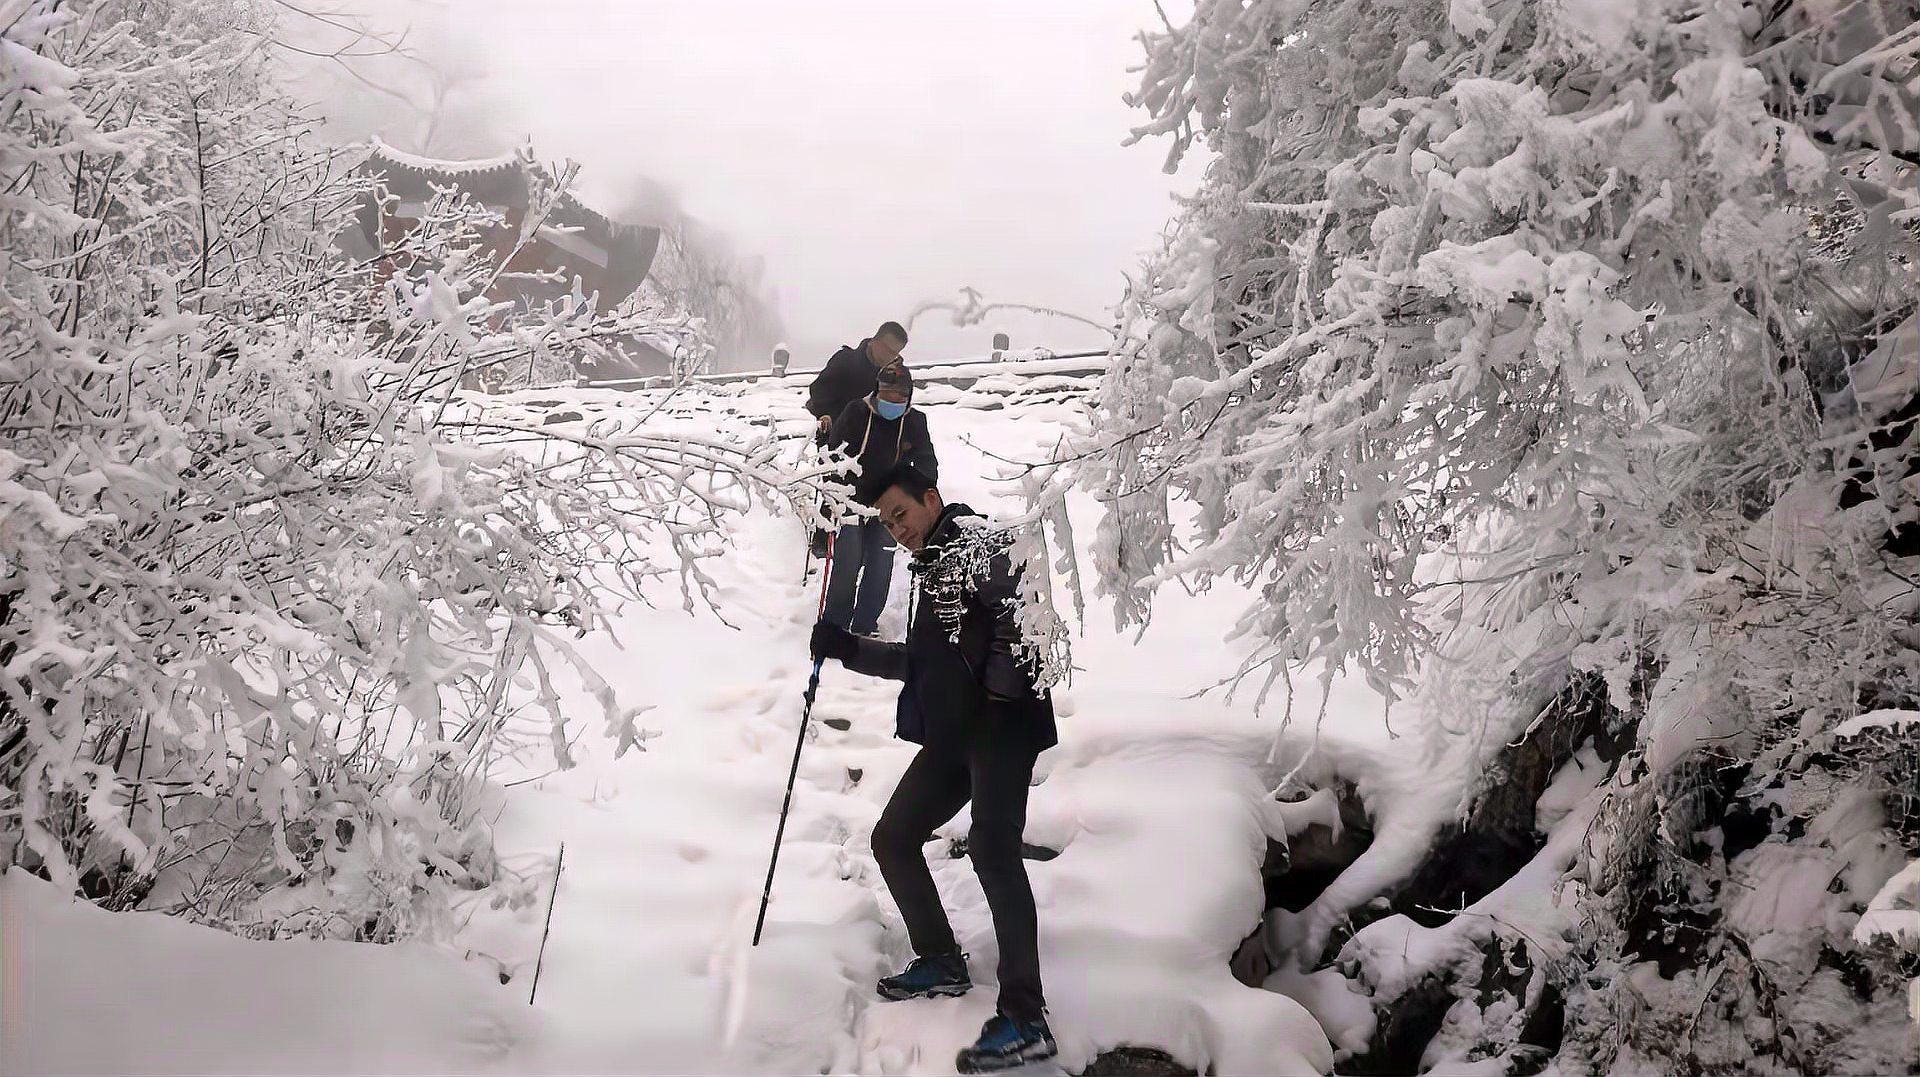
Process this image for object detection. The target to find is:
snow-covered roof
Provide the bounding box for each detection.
[362,138,656,239]
[364,136,520,177]
[554,189,655,239]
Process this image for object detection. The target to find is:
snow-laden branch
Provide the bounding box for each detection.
[0,0,829,940]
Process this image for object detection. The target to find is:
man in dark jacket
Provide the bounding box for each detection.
[821,362,937,636]
[805,321,909,557]
[809,465,1060,1074]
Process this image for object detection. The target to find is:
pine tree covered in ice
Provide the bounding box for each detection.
[1072,0,1920,1070]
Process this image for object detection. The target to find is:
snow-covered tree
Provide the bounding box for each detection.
[1074,0,1920,1068]
[645,217,785,373]
[273,0,509,160]
[0,0,828,940]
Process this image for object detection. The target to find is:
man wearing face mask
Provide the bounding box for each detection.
[821,361,937,637]
[805,321,909,558]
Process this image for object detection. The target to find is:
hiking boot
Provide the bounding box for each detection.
[876,951,971,1001]
[956,1011,1057,1073]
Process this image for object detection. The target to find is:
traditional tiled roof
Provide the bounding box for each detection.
[364,136,520,177]
[352,138,663,305]
[362,138,653,236]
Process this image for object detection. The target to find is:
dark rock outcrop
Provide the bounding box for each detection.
[1078,1045,1198,1076]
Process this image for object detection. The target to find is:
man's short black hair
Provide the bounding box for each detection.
[858,461,937,507]
[875,321,909,344]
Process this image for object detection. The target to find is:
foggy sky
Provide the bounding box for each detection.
[445,0,1203,369]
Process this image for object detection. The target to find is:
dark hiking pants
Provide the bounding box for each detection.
[870,738,1044,1022]
[823,518,895,635]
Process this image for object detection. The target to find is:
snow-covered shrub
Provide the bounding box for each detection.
[0,0,822,940]
[1074,0,1920,1065]
[1105,0,1917,700]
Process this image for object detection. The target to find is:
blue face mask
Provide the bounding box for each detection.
[875,398,908,420]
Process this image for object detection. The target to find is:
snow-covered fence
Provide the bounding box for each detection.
[574,349,1111,393]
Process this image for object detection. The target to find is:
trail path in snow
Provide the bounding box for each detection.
[454,379,1345,1075]
[1,368,1409,1077]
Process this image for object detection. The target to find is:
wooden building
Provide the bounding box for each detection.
[339,139,671,382]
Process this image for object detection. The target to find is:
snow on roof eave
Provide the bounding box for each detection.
[361,140,659,238]
[365,136,521,178]
[555,190,661,239]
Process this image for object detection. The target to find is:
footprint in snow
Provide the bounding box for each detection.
[456,1011,518,1062]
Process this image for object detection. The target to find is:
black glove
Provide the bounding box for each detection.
[810,621,856,663]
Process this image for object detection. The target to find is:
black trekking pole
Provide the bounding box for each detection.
[753,532,835,946]
[527,841,565,1005]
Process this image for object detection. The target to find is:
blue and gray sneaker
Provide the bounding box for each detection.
[956,1011,1057,1073]
[876,951,971,1001]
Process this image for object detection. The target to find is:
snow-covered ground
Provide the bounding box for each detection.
[4,374,1407,1076]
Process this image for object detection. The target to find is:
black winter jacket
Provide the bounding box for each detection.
[840,503,1058,754]
[806,341,884,422]
[828,397,938,500]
